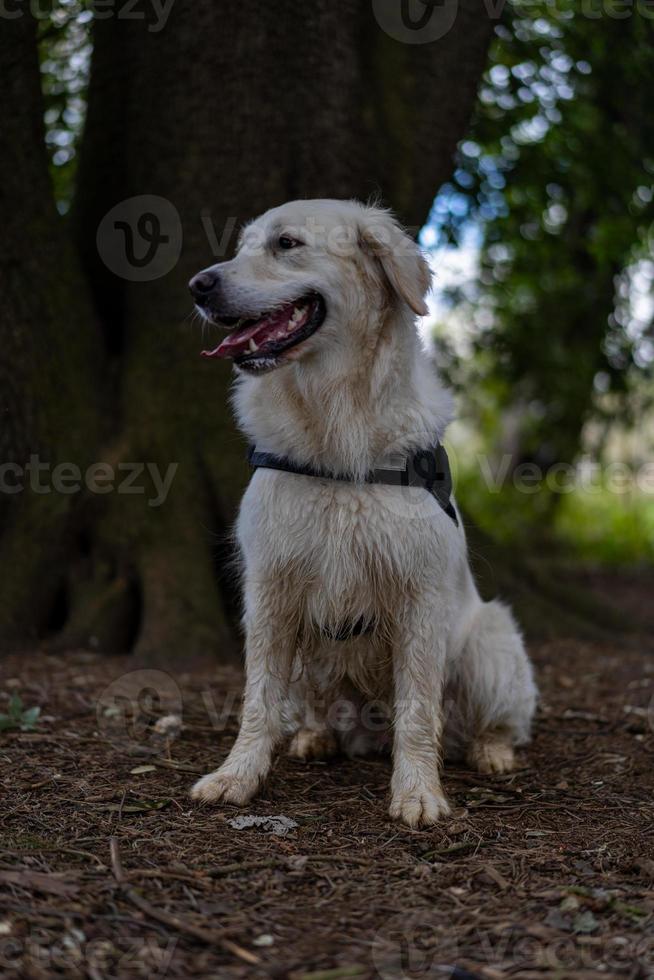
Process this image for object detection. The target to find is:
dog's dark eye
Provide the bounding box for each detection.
[278,235,302,250]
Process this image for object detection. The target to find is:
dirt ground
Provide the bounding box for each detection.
[1,572,653,980]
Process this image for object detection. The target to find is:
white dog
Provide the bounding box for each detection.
[189,199,536,827]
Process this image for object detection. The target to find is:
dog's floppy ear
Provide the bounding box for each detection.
[359,209,431,316]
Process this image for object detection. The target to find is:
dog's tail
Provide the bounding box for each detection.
[445,599,538,754]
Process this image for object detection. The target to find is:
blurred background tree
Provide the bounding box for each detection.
[422,0,654,564]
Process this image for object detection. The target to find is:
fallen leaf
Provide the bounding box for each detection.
[573,910,599,934]
[130,765,157,775]
[287,855,309,872]
[227,814,298,836]
[76,797,171,812]
[544,909,572,932]
[466,792,510,807]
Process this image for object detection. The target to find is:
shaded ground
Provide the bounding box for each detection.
[1,575,653,979]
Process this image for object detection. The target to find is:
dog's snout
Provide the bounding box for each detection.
[189,269,219,301]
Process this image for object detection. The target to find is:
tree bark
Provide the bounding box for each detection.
[0,14,101,645]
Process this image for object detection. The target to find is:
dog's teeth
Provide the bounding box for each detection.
[248,339,259,352]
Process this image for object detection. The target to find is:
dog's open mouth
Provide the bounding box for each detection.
[201,293,326,372]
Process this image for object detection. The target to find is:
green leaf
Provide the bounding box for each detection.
[8,692,23,718]
[20,707,41,730]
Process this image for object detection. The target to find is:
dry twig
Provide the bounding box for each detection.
[108,837,260,965]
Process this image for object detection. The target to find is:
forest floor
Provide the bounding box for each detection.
[1,568,653,980]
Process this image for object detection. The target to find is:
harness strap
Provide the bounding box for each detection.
[247,442,458,526]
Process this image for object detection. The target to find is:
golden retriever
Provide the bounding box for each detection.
[188,199,536,827]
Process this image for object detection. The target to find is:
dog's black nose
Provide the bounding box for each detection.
[189,269,219,300]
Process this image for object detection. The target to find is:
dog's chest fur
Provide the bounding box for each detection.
[232,303,457,642]
[237,468,453,636]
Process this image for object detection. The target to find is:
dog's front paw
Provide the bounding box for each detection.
[389,786,451,828]
[190,768,259,806]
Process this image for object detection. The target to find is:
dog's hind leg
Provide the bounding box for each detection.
[447,599,537,775]
[288,728,338,761]
[284,649,340,762]
[467,724,516,774]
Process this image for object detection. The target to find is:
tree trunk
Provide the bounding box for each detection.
[0,14,101,645]
[2,1,494,659]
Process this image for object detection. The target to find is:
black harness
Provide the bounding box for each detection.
[247,441,458,526]
[247,440,458,641]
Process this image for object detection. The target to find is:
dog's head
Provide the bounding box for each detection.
[190,199,431,375]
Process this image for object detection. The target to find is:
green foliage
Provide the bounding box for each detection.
[0,692,41,732]
[555,482,654,564]
[432,0,654,466]
[455,453,654,565]
[38,1,92,211]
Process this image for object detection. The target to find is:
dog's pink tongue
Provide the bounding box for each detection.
[202,304,304,360]
[202,320,264,360]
